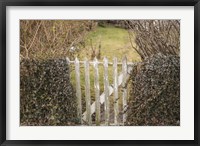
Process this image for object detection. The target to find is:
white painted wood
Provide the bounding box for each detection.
[68,60,134,66]
[113,57,119,125]
[66,57,71,78]
[82,71,131,122]
[74,57,82,124]
[122,56,128,124]
[93,57,100,125]
[103,57,110,125]
[84,58,92,125]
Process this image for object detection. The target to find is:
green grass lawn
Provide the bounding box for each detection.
[77,26,141,62]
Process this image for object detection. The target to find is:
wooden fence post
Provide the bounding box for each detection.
[84,58,92,125]
[122,56,128,125]
[74,57,82,124]
[66,57,70,78]
[103,57,110,125]
[113,57,119,125]
[93,57,100,125]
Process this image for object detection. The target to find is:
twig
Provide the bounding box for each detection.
[27,21,42,51]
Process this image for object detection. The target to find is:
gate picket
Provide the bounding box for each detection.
[84,58,92,125]
[93,57,100,125]
[103,57,110,125]
[74,57,82,124]
[122,56,128,124]
[113,57,119,125]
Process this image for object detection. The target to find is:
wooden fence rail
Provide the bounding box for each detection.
[67,57,135,126]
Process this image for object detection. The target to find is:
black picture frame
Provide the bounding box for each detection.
[0,0,199,145]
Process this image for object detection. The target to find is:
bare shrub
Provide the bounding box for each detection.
[20,20,97,60]
[125,20,180,60]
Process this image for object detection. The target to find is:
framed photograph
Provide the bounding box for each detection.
[0,0,199,145]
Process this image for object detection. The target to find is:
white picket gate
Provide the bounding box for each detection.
[67,57,134,126]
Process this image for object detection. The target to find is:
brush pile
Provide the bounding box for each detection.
[20,59,78,126]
